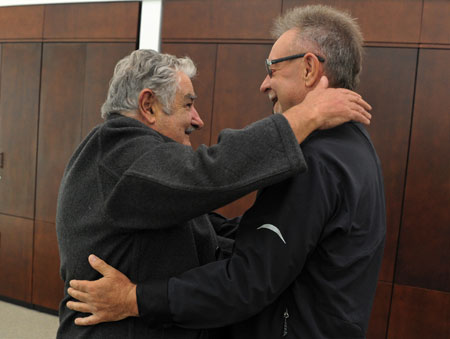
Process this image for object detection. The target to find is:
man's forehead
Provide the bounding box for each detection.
[269,29,299,59]
[176,71,196,99]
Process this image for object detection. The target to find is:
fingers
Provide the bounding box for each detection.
[67,300,92,314]
[318,76,329,89]
[75,314,102,326]
[354,96,372,111]
[340,89,372,111]
[88,254,108,276]
[350,103,371,125]
[361,108,372,122]
[337,89,372,123]
[69,280,92,293]
[66,295,106,326]
[353,112,371,126]
[88,254,116,277]
[67,286,90,303]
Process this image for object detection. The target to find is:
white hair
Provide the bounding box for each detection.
[101,49,196,118]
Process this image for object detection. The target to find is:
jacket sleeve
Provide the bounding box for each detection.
[105,114,307,229]
[208,212,241,259]
[137,153,339,327]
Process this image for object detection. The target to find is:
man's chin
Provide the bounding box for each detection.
[183,138,192,147]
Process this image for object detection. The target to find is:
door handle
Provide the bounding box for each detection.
[0,152,3,168]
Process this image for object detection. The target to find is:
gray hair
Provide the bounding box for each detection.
[272,5,363,90]
[101,49,197,119]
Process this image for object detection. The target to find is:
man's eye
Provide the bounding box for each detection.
[186,103,193,109]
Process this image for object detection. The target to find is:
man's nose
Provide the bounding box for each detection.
[191,106,204,129]
[260,74,271,93]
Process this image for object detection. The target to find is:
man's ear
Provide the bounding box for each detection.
[303,53,323,88]
[138,88,157,125]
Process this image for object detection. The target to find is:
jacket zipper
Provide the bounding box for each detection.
[282,308,289,337]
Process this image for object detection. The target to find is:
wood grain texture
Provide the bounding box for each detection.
[0,5,44,40]
[162,43,217,148]
[35,43,86,223]
[283,0,423,44]
[0,43,41,219]
[0,215,33,303]
[388,284,450,338]
[211,44,273,141]
[357,47,417,283]
[211,44,273,217]
[82,43,137,137]
[396,49,450,292]
[43,2,139,41]
[32,220,64,311]
[421,0,450,45]
[162,0,281,40]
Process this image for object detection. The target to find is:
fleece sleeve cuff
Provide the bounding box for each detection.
[269,113,307,173]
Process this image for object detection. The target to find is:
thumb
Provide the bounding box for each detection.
[318,75,329,89]
[88,254,112,277]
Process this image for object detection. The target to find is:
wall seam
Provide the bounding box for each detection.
[384,46,421,339]
[418,0,425,44]
[41,4,46,40]
[208,43,219,146]
[30,41,45,306]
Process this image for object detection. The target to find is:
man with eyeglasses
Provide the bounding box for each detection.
[66,5,385,339]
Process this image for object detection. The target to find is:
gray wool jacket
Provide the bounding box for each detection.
[56,113,306,338]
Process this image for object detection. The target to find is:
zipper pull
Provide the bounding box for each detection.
[283,308,289,337]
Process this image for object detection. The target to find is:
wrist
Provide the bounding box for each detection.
[128,283,139,317]
[283,105,318,144]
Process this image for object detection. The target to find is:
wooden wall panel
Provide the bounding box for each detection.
[421,0,450,45]
[357,47,417,283]
[0,6,44,41]
[162,0,281,40]
[387,284,449,338]
[0,43,41,219]
[211,44,273,217]
[0,44,2,190]
[0,1,141,311]
[366,282,392,339]
[396,49,450,292]
[211,44,273,141]
[32,220,64,311]
[283,0,423,44]
[162,43,217,148]
[35,44,86,223]
[0,215,33,302]
[43,2,139,41]
[82,43,137,137]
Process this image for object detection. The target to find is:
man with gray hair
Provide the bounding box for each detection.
[66,5,385,338]
[56,45,371,338]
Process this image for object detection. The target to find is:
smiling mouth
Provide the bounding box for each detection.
[271,97,278,107]
[268,94,281,114]
[268,93,278,107]
[185,126,195,135]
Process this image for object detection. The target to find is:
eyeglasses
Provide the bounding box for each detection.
[265,53,325,78]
